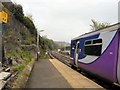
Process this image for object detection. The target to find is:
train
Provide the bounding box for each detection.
[70,23,120,86]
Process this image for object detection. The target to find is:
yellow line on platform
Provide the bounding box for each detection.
[49,59,104,89]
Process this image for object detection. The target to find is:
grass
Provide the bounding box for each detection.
[20,51,32,64]
[6,50,33,63]
[13,65,25,72]
[6,50,33,73]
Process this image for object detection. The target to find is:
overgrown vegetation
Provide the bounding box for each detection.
[23,16,37,35]
[3,2,37,36]
[2,2,59,64]
[13,65,25,72]
[39,36,59,51]
[38,36,59,59]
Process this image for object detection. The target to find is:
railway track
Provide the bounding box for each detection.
[48,51,71,67]
[48,51,120,90]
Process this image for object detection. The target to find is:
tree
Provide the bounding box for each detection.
[23,16,37,35]
[90,19,110,31]
[13,4,24,22]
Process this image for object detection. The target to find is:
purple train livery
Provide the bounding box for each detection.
[70,23,120,85]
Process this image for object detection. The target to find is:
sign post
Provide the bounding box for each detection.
[0,9,8,67]
[0,2,2,68]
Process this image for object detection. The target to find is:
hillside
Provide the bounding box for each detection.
[2,3,35,59]
[1,2,59,69]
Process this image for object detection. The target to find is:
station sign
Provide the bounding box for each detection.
[0,11,8,23]
[0,12,1,23]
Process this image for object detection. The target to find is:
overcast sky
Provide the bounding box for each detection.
[12,0,119,43]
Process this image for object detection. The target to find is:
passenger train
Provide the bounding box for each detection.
[70,23,120,85]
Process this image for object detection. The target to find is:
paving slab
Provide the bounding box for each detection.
[0,72,11,90]
[0,72,11,80]
[0,80,6,90]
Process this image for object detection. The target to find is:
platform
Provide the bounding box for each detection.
[26,59,104,89]
[49,59,104,88]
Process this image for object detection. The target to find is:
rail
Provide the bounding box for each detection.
[49,51,71,67]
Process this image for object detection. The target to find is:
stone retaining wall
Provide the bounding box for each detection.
[11,59,35,88]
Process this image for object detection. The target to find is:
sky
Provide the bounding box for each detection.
[12,0,119,43]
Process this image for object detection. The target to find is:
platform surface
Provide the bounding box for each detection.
[26,58,104,89]
[49,59,104,88]
[26,59,72,88]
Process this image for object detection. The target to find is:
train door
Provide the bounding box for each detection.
[74,41,79,66]
[117,31,120,84]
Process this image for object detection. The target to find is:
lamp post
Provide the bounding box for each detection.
[37,30,44,50]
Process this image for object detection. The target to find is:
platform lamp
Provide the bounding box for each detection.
[37,30,44,50]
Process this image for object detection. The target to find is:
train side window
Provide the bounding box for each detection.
[84,39,102,56]
[93,39,102,44]
[84,45,102,56]
[85,40,92,45]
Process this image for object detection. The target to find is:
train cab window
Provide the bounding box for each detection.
[84,39,102,56]
[71,43,75,51]
[76,43,80,54]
